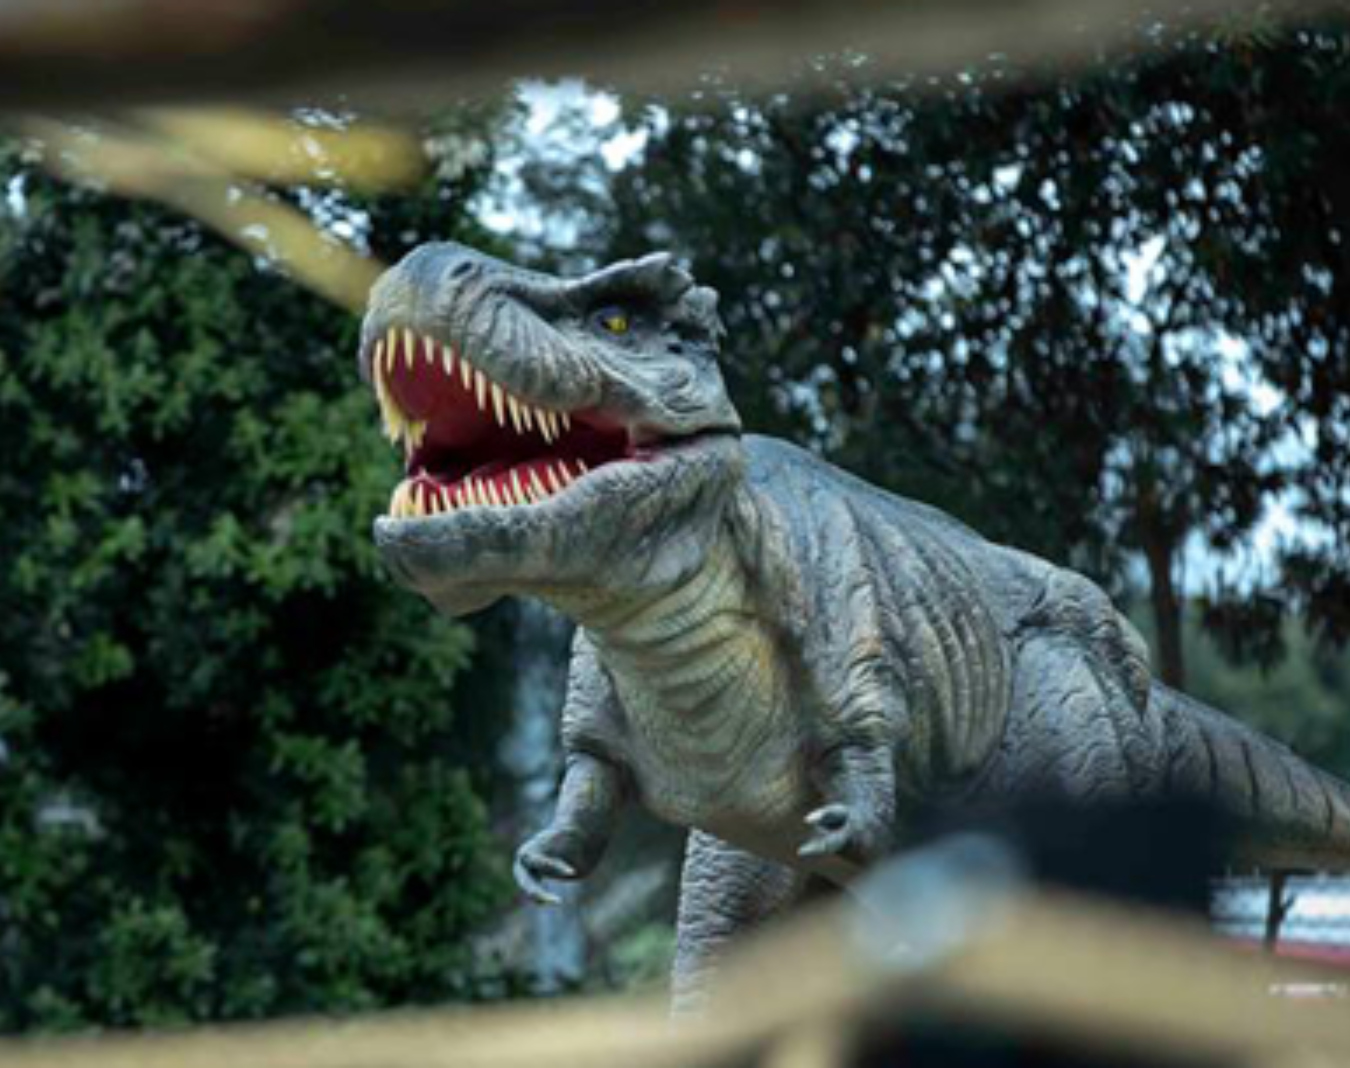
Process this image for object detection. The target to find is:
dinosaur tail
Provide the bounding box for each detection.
[1153,682,1350,872]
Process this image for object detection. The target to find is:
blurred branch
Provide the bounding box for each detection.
[21,112,416,313]
[139,108,426,192]
[0,0,1346,112]
[0,884,1346,1068]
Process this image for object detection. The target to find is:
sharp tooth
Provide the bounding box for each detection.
[558,461,576,486]
[578,459,590,474]
[403,328,417,370]
[423,336,436,365]
[381,401,401,444]
[545,465,563,494]
[529,469,548,500]
[441,343,455,379]
[491,383,506,427]
[373,339,385,378]
[393,481,409,518]
[520,404,535,433]
[454,485,468,509]
[485,480,502,507]
[460,355,473,390]
[542,411,558,443]
[474,369,488,411]
[560,412,571,432]
[427,486,445,515]
[374,367,397,442]
[510,469,526,505]
[537,412,553,444]
[507,395,524,435]
[386,328,400,371]
[387,484,401,517]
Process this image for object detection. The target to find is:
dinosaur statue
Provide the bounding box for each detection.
[359,241,1350,1010]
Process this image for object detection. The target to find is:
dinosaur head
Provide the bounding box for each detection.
[359,242,745,616]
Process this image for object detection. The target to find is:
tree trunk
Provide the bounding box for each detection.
[1142,524,1186,689]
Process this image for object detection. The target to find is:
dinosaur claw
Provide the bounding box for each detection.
[799,829,852,858]
[804,803,850,830]
[800,804,862,858]
[514,846,578,905]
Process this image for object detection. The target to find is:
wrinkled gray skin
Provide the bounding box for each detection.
[362,242,1350,1013]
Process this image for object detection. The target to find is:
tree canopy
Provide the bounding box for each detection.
[0,115,516,1030]
[542,22,1350,687]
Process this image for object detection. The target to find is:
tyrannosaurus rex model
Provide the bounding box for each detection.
[359,242,1350,1010]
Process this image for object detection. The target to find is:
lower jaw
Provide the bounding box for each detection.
[390,454,597,517]
[387,430,737,520]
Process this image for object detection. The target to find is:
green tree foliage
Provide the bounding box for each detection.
[548,23,1350,686]
[0,121,515,1032]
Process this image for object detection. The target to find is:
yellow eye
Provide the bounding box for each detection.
[601,312,629,334]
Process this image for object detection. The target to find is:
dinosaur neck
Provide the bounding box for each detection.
[548,528,783,722]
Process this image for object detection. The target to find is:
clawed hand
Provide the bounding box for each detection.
[798,802,887,861]
[514,832,582,906]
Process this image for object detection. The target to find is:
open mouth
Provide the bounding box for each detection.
[370,327,639,519]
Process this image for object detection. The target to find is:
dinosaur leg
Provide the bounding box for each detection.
[987,630,1161,801]
[671,829,818,1016]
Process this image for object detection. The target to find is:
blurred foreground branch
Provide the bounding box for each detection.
[21,110,426,312]
[0,0,1346,112]
[0,876,1347,1068]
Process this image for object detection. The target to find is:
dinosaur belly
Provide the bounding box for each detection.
[616,664,823,861]
[630,731,813,836]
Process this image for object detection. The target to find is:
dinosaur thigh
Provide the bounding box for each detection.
[671,829,826,1015]
[982,629,1159,801]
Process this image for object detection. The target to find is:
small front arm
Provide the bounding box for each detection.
[515,631,630,905]
[800,740,897,866]
[514,750,628,905]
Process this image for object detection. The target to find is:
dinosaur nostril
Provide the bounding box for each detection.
[450,261,474,279]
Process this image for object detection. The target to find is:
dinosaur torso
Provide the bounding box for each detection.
[554,436,1134,877]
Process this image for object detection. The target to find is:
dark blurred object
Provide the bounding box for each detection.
[0,0,1346,111]
[913,794,1237,914]
[850,797,1242,1068]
